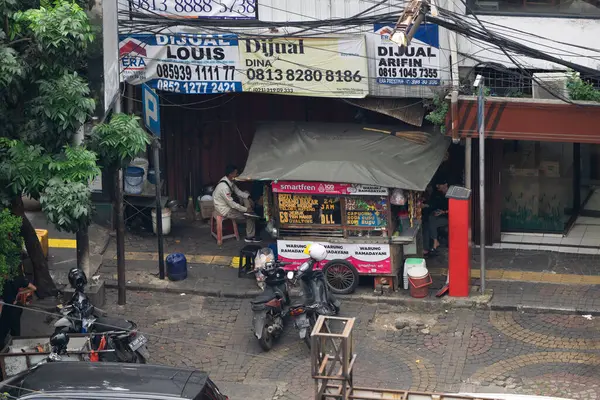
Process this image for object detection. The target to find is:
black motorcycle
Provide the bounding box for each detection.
[250,260,291,351]
[287,259,341,349]
[54,269,150,363]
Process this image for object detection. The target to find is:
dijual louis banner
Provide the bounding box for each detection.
[238,36,369,98]
[119,33,242,94]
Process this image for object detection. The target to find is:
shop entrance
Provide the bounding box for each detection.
[500,140,600,238]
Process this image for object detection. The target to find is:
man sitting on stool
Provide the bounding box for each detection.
[213,164,261,243]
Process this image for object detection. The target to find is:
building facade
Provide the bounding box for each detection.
[110,0,600,251]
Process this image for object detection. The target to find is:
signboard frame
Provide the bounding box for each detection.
[120,0,258,20]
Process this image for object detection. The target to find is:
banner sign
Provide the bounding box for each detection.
[239,36,369,98]
[272,181,388,196]
[119,33,242,94]
[277,240,392,274]
[374,23,440,86]
[123,0,257,20]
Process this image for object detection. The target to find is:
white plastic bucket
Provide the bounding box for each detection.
[152,208,172,235]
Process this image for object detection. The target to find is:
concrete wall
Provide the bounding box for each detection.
[454,12,600,70]
[257,0,452,98]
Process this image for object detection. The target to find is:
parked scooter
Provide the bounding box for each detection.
[250,249,291,351]
[54,268,150,363]
[287,243,341,349]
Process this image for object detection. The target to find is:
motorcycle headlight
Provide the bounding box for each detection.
[298,262,310,272]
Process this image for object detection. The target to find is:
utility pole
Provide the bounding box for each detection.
[474,74,486,294]
[389,0,437,47]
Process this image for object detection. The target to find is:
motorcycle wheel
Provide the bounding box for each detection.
[258,324,273,351]
[303,314,317,350]
[323,260,359,295]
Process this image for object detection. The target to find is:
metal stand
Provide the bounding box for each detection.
[311,316,356,400]
[152,138,165,280]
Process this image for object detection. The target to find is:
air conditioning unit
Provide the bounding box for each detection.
[532,72,572,100]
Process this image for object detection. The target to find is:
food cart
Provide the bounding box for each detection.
[238,121,449,294]
[269,181,422,293]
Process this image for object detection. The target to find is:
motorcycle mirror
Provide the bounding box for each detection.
[286,271,294,280]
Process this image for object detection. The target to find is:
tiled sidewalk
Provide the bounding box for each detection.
[95,215,600,313]
[98,256,600,314]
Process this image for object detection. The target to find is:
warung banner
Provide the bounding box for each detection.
[119,33,242,94]
[239,36,369,98]
[121,0,257,20]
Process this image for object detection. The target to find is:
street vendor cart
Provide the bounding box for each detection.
[239,121,449,294]
[270,181,423,293]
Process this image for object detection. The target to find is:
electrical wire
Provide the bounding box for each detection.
[113,0,600,109]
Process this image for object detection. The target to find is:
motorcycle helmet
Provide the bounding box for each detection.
[50,331,70,353]
[68,267,87,291]
[304,243,327,262]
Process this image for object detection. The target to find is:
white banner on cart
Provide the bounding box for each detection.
[277,240,391,274]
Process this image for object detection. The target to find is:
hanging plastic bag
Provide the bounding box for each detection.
[390,189,406,206]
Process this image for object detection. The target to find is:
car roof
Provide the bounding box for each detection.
[14,362,209,399]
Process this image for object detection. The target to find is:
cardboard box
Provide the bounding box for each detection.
[540,161,560,177]
[512,168,539,177]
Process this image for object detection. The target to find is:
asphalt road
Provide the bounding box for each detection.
[22,289,600,400]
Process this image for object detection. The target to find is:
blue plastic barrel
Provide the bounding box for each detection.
[166,253,187,281]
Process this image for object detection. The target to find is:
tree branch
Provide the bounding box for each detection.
[8,38,32,46]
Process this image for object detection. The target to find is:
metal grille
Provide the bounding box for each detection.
[468,67,533,97]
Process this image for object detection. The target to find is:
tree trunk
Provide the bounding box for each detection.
[11,197,57,298]
[76,227,90,278]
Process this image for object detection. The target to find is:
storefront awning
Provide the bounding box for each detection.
[447,96,600,143]
[238,122,450,191]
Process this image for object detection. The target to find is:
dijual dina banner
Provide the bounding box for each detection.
[238,36,369,98]
[119,32,369,97]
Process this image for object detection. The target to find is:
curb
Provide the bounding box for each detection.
[489,303,600,316]
[103,280,493,311]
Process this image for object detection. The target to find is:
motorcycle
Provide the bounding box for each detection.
[250,249,291,351]
[286,244,341,349]
[54,268,150,363]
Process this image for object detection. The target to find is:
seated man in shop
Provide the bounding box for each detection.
[422,178,450,256]
[213,164,261,243]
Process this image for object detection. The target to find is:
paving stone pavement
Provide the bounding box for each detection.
[113,215,600,277]
[81,289,600,400]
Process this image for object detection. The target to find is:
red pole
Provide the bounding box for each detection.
[448,196,471,297]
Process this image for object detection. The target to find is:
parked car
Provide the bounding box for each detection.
[0,361,228,400]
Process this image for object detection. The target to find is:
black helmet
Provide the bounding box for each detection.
[50,332,69,354]
[68,268,87,291]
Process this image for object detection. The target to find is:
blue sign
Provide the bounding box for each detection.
[374,23,441,86]
[142,83,160,137]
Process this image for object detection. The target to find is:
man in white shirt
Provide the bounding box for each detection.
[213,165,260,243]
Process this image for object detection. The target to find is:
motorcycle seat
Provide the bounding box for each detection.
[251,291,280,305]
[94,316,134,333]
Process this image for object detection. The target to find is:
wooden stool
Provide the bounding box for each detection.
[211,211,239,246]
